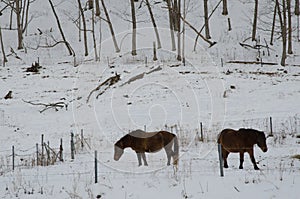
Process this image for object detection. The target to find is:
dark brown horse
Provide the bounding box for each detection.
[217,128,268,170]
[114,130,179,166]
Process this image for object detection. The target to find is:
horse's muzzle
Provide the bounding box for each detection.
[262,147,268,152]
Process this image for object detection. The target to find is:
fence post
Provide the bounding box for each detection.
[46,141,50,166]
[269,117,273,137]
[41,134,44,166]
[81,129,84,149]
[59,138,63,162]
[95,150,98,184]
[218,144,224,177]
[36,143,39,166]
[12,145,15,171]
[200,122,204,141]
[71,132,75,160]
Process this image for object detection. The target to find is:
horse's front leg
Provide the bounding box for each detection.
[141,153,148,166]
[136,153,142,166]
[239,151,244,169]
[247,149,259,170]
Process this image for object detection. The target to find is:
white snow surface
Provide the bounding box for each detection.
[0,0,300,198]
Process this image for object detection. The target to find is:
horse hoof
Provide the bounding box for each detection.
[239,166,243,169]
[224,165,228,168]
[254,167,260,170]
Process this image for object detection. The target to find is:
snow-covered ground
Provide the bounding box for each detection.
[0,0,300,198]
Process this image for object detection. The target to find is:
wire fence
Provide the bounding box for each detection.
[0,115,299,180]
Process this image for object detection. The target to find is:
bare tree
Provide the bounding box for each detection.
[145,0,162,49]
[252,0,258,41]
[130,0,137,56]
[100,0,120,53]
[287,0,293,54]
[222,0,228,15]
[95,0,101,16]
[166,0,176,51]
[270,1,277,45]
[15,0,23,49]
[296,0,300,14]
[88,0,93,9]
[276,0,287,66]
[0,27,8,66]
[204,0,211,39]
[48,0,73,55]
[176,0,182,61]
[77,0,89,56]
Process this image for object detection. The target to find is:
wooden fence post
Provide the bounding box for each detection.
[200,122,204,141]
[12,145,15,171]
[269,117,273,137]
[36,143,39,166]
[218,144,224,177]
[95,150,98,184]
[41,134,44,166]
[81,129,84,149]
[71,132,75,160]
[59,138,63,162]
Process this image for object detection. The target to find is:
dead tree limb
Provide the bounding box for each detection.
[227,60,278,65]
[48,0,73,56]
[179,15,216,47]
[23,99,68,113]
[86,74,120,103]
[194,0,222,51]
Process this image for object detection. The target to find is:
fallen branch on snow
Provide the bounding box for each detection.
[22,99,68,113]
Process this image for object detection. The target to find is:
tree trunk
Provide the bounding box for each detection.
[48,0,73,56]
[22,0,30,35]
[287,0,293,54]
[91,9,98,61]
[204,0,211,39]
[130,0,137,56]
[10,2,14,30]
[77,0,89,56]
[222,0,228,15]
[16,0,23,49]
[95,0,101,16]
[177,0,182,61]
[252,0,258,41]
[101,0,120,52]
[166,0,176,51]
[145,0,162,49]
[182,0,186,65]
[173,0,179,31]
[88,0,93,9]
[295,0,299,15]
[270,1,277,45]
[0,27,8,66]
[276,0,287,66]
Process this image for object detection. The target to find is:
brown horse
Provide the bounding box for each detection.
[217,128,268,170]
[114,130,179,166]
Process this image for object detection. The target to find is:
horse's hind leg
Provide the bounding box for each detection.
[164,147,172,166]
[141,153,148,166]
[239,151,244,169]
[136,153,142,166]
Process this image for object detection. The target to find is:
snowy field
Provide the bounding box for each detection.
[0,0,300,198]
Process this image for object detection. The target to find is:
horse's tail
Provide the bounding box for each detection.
[173,135,179,166]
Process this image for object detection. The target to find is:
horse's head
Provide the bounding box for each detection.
[256,131,268,152]
[114,144,124,161]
